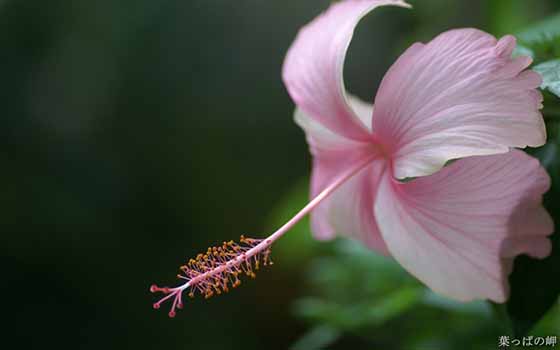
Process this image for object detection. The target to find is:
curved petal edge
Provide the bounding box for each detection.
[283,0,411,142]
[374,150,553,302]
[372,29,546,179]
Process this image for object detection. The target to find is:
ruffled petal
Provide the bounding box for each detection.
[295,98,389,254]
[372,29,546,179]
[283,0,410,142]
[374,150,552,302]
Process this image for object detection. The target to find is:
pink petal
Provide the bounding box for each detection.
[374,150,552,302]
[294,95,374,157]
[312,157,390,254]
[283,0,410,142]
[372,29,546,179]
[295,98,389,254]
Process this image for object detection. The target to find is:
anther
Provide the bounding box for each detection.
[150,234,274,317]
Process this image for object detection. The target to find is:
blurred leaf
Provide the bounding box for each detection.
[294,288,424,330]
[517,12,560,45]
[290,325,341,350]
[512,43,534,59]
[292,238,511,349]
[487,0,530,37]
[506,141,560,337]
[533,59,560,97]
[515,12,560,64]
[531,300,560,333]
[293,239,423,331]
[423,291,491,317]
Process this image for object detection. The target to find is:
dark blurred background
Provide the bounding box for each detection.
[2,0,559,349]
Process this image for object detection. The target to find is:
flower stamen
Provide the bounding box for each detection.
[150,236,273,317]
[150,154,377,318]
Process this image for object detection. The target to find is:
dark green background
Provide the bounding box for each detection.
[2,0,559,349]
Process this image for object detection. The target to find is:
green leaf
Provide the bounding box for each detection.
[533,59,560,98]
[290,325,341,350]
[293,288,424,331]
[512,43,534,59]
[423,291,491,317]
[517,12,560,46]
[516,12,560,64]
[506,142,560,336]
[292,239,423,330]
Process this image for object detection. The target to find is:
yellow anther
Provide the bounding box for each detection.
[163,234,273,309]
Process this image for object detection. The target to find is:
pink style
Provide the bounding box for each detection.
[150,0,553,317]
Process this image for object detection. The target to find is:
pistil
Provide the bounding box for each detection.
[150,154,378,317]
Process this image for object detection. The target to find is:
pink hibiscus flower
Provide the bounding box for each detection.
[150,0,553,317]
[283,0,552,302]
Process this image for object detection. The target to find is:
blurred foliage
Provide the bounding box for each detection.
[534,60,560,98]
[514,11,560,100]
[515,12,560,64]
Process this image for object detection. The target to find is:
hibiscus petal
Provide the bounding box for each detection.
[283,0,410,142]
[295,97,389,254]
[372,29,546,179]
[294,95,375,157]
[374,150,552,302]
[312,157,390,254]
